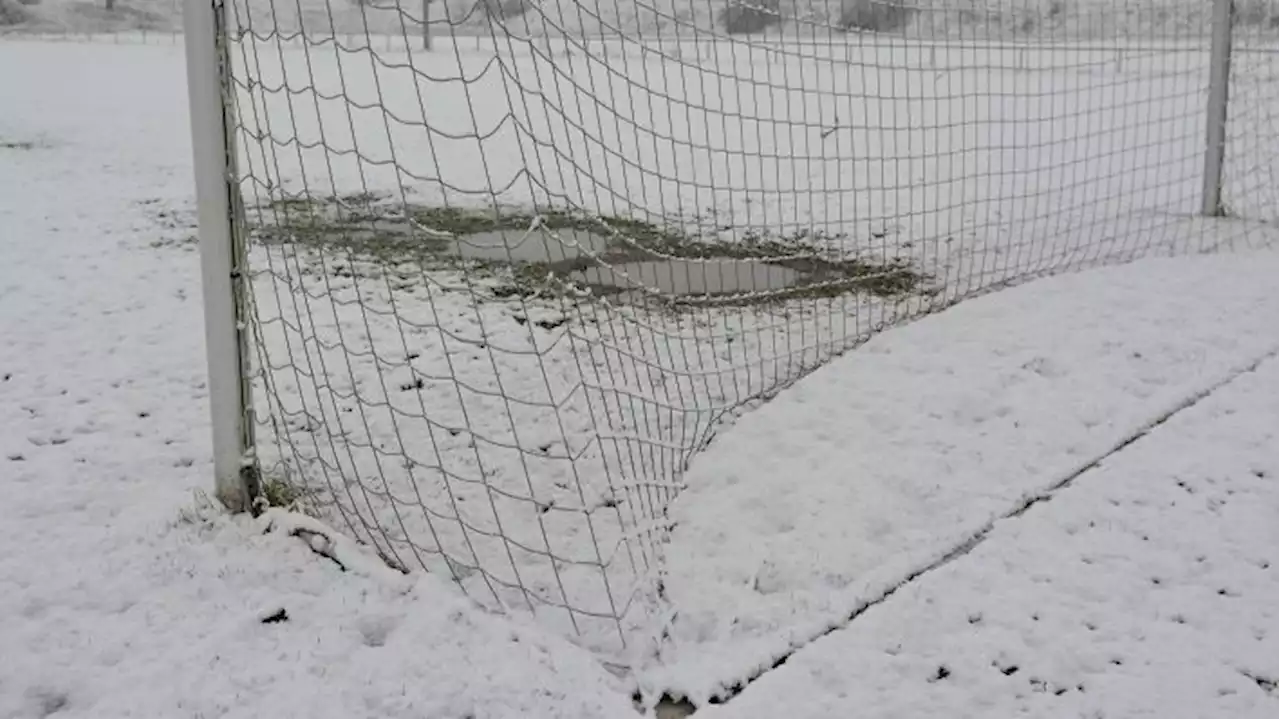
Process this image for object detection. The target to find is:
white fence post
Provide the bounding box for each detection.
[1202,0,1234,216]
[422,0,432,50]
[183,0,258,511]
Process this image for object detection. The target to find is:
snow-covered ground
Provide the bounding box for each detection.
[704,353,1280,719]
[0,41,636,719]
[648,251,1279,701]
[0,37,1276,719]
[218,26,1275,657]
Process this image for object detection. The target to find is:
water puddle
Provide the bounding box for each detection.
[437,230,800,295]
[439,230,802,296]
[445,229,611,263]
[570,259,801,296]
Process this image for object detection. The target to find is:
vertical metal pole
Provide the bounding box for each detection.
[1202,0,1234,216]
[183,0,257,512]
[422,0,431,50]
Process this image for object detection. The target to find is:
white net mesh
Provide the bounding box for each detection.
[217,0,1277,654]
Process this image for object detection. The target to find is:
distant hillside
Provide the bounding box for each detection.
[5,0,1278,40]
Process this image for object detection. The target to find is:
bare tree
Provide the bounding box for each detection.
[719,0,782,35]
[839,0,912,32]
[0,0,36,25]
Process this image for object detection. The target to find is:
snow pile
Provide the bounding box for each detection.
[0,496,636,718]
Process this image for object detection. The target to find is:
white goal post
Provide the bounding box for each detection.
[184,0,258,512]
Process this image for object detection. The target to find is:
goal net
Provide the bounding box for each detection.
[208,0,1277,655]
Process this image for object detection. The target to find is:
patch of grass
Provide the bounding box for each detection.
[732,256,930,306]
[589,214,688,253]
[260,477,306,509]
[411,205,511,235]
[485,259,594,300]
[409,204,655,240]
[255,195,445,262]
[246,195,931,307]
[734,229,931,301]
[148,234,199,251]
[269,195,322,212]
[339,190,380,206]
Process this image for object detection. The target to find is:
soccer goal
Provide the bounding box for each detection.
[183,0,1277,655]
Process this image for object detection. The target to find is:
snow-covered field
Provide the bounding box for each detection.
[219,27,1276,657]
[650,252,1279,701]
[0,37,1276,718]
[700,353,1280,718]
